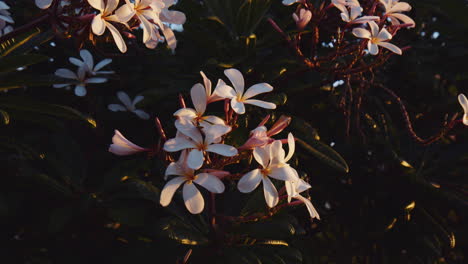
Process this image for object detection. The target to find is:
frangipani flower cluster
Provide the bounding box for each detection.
[54,49,113,96]
[86,0,185,53]
[109,68,320,219]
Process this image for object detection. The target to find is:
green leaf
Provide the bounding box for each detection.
[0,27,41,56]
[0,54,48,73]
[0,74,67,91]
[296,138,349,173]
[0,109,9,125]
[157,217,209,245]
[29,173,73,197]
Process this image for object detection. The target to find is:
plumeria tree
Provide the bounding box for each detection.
[0,0,467,263]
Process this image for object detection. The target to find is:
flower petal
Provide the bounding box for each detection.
[262,177,279,208]
[55,68,77,79]
[108,104,126,112]
[174,108,197,120]
[238,169,262,193]
[69,57,85,68]
[91,15,106,36]
[295,195,320,220]
[368,43,379,55]
[187,149,204,170]
[207,144,238,157]
[87,0,105,11]
[388,2,411,13]
[183,183,204,214]
[284,133,295,162]
[80,49,94,71]
[35,0,52,9]
[190,83,207,115]
[368,21,379,36]
[105,21,127,53]
[109,129,146,155]
[243,83,274,99]
[253,146,269,168]
[160,176,186,207]
[94,59,112,71]
[269,165,298,182]
[352,28,371,39]
[390,13,415,28]
[231,97,246,114]
[163,137,196,152]
[86,77,108,83]
[133,109,150,120]
[213,84,236,99]
[162,25,177,52]
[244,99,276,110]
[377,28,392,41]
[74,85,87,96]
[117,91,132,108]
[175,118,203,143]
[377,42,402,55]
[200,71,212,97]
[194,173,225,193]
[132,95,144,106]
[115,3,135,23]
[203,124,231,145]
[224,68,245,95]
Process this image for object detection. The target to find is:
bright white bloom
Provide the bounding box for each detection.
[35,0,53,9]
[0,1,13,30]
[238,134,299,208]
[352,21,402,55]
[336,5,379,24]
[53,67,108,96]
[216,68,276,114]
[293,9,312,30]
[108,91,150,120]
[282,0,301,6]
[458,94,468,126]
[109,129,149,155]
[285,177,320,220]
[160,151,225,214]
[174,73,226,128]
[379,0,415,28]
[69,49,114,76]
[88,0,128,53]
[164,119,238,170]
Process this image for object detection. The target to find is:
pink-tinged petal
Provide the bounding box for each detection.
[388,2,411,13]
[352,28,371,39]
[253,146,269,168]
[269,165,298,182]
[207,144,237,157]
[183,183,204,214]
[174,108,197,120]
[161,10,186,25]
[231,97,246,114]
[160,176,186,207]
[350,6,362,20]
[214,84,236,99]
[35,0,52,9]
[267,115,291,136]
[191,83,207,115]
[55,68,77,79]
[268,140,285,165]
[368,21,379,36]
[104,21,127,53]
[87,0,105,11]
[200,71,212,96]
[162,26,177,52]
[295,195,320,220]
[117,91,132,108]
[377,42,402,55]
[368,43,379,55]
[133,109,150,120]
[244,99,276,110]
[91,15,106,36]
[284,133,295,162]
[224,68,245,95]
[194,173,225,193]
[262,177,279,208]
[175,119,203,143]
[105,0,119,13]
[115,3,135,23]
[377,28,392,41]
[109,129,147,155]
[108,104,126,112]
[238,169,262,193]
[94,59,112,71]
[187,149,204,170]
[165,161,185,179]
[285,181,294,203]
[352,16,380,24]
[340,11,350,22]
[80,49,94,71]
[204,124,231,145]
[390,13,415,28]
[74,85,87,97]
[243,83,274,100]
[163,137,195,152]
[199,115,225,128]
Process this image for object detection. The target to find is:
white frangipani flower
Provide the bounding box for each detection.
[164,119,238,170]
[109,129,149,155]
[458,94,468,126]
[160,150,225,214]
[173,74,226,128]
[88,0,128,53]
[216,68,276,114]
[293,9,312,30]
[108,91,150,120]
[285,177,320,220]
[379,0,415,28]
[35,0,53,9]
[237,134,299,208]
[336,5,380,24]
[53,67,108,96]
[352,21,402,55]
[69,49,114,76]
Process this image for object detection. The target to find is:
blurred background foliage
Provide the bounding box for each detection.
[0,0,467,263]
